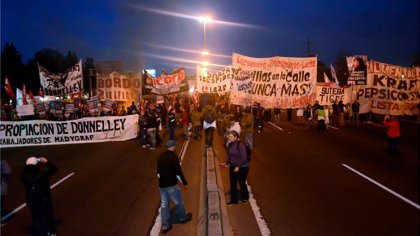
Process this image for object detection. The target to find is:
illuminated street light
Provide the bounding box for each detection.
[202,61,209,66]
[198,16,211,52]
[201,51,209,55]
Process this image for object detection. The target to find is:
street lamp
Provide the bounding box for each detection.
[198,16,211,53]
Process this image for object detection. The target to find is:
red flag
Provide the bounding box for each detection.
[22,83,28,105]
[28,90,37,103]
[4,77,16,100]
[38,87,44,97]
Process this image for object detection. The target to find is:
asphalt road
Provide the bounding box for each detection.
[222,119,419,236]
[1,118,419,236]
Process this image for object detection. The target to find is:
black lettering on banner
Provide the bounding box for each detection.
[56,123,69,134]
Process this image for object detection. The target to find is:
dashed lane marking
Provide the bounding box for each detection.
[343,164,420,210]
[268,122,284,131]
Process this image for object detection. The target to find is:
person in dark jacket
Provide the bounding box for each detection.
[146,109,158,150]
[167,108,177,141]
[157,140,192,233]
[220,130,249,206]
[21,157,58,236]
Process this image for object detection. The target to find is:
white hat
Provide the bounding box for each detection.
[26,157,38,166]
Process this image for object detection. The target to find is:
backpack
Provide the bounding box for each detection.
[204,109,215,123]
[236,141,252,162]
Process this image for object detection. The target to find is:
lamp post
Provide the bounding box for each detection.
[198,16,211,55]
[198,16,211,80]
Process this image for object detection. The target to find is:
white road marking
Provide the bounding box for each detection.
[327,125,338,130]
[342,164,420,210]
[1,172,75,223]
[247,183,271,235]
[150,138,190,236]
[269,122,284,131]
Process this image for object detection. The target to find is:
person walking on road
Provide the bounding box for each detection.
[241,107,254,152]
[157,140,192,234]
[202,101,217,146]
[167,108,177,141]
[220,130,250,206]
[21,157,58,236]
[352,100,360,126]
[383,115,401,156]
[191,106,202,141]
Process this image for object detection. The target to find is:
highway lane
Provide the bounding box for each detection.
[244,121,419,235]
[1,136,194,235]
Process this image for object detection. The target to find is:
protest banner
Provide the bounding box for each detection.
[143,68,189,95]
[353,61,420,115]
[196,65,233,94]
[316,83,349,105]
[0,114,139,148]
[346,56,368,85]
[16,104,35,117]
[232,53,317,108]
[38,60,83,95]
[97,71,142,102]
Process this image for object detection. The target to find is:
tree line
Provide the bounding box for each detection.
[1,42,96,100]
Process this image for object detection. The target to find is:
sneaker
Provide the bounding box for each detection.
[150,147,156,150]
[179,213,192,224]
[142,145,146,148]
[161,225,172,234]
[226,201,238,206]
[242,199,249,203]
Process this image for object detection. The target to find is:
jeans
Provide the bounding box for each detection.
[352,112,359,126]
[159,185,186,228]
[388,137,400,155]
[140,128,148,145]
[229,166,249,203]
[204,127,214,146]
[147,128,157,148]
[169,126,175,141]
[193,126,201,139]
[28,197,56,235]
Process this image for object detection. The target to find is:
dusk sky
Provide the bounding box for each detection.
[2,0,419,75]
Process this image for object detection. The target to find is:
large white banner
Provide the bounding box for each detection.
[232,53,317,108]
[352,61,420,115]
[39,59,83,96]
[0,115,139,148]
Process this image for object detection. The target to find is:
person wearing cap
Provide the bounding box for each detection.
[157,140,192,233]
[20,157,58,236]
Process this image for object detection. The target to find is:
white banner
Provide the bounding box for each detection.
[97,71,142,102]
[0,115,139,148]
[232,53,317,108]
[316,83,350,106]
[196,65,233,94]
[16,104,35,116]
[352,61,420,115]
[39,59,83,95]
